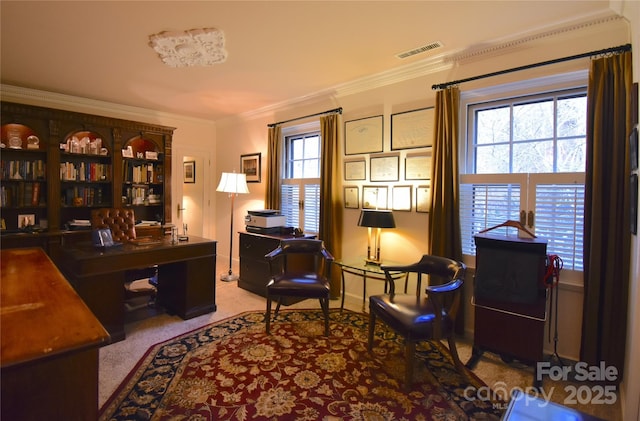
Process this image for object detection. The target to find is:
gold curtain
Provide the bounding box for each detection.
[581,51,633,378]
[319,113,343,297]
[428,87,462,262]
[265,125,282,210]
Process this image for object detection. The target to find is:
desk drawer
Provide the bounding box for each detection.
[240,233,279,259]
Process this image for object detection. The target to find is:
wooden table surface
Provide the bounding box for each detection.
[1,248,109,368]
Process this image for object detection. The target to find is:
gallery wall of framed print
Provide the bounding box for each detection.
[183,161,195,183]
[392,185,412,211]
[344,186,359,209]
[241,153,261,183]
[391,107,434,150]
[370,153,399,182]
[362,186,388,209]
[344,115,383,155]
[416,185,431,213]
[405,152,432,180]
[344,158,366,181]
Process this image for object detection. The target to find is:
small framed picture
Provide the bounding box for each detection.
[183,161,195,183]
[405,152,432,180]
[344,186,359,209]
[392,185,412,211]
[362,186,388,209]
[344,159,366,181]
[241,153,261,183]
[370,153,399,182]
[122,146,134,158]
[416,185,431,213]
[18,213,36,228]
[391,107,434,150]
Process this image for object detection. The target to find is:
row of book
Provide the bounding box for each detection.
[61,186,105,207]
[1,159,46,181]
[123,162,163,184]
[60,162,111,182]
[1,182,45,207]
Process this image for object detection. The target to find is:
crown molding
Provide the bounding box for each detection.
[0,84,215,126]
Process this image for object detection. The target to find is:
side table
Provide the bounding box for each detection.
[335,259,409,311]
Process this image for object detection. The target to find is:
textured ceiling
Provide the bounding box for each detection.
[0,1,616,121]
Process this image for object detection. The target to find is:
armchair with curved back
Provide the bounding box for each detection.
[368,254,467,388]
[90,208,158,309]
[264,238,334,336]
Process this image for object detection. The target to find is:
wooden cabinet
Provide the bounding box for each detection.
[238,232,312,305]
[1,101,174,250]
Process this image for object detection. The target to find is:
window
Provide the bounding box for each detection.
[461,85,586,271]
[280,128,321,234]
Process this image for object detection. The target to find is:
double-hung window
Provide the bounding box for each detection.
[280,125,321,235]
[460,82,587,273]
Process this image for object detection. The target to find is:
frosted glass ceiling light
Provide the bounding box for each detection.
[149,28,227,68]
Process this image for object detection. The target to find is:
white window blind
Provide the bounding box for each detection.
[281,184,300,228]
[303,184,320,233]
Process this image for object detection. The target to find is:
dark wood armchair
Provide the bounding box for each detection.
[90,208,158,309]
[368,254,467,388]
[264,238,334,336]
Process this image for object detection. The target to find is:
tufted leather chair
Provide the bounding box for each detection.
[90,208,158,310]
[90,208,137,243]
[264,238,334,336]
[368,255,467,389]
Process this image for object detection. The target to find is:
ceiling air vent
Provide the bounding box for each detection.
[396,41,443,59]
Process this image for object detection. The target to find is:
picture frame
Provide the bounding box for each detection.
[416,185,431,213]
[344,186,359,209]
[630,126,638,171]
[17,213,36,228]
[405,152,432,180]
[391,107,434,150]
[241,153,261,183]
[122,146,134,158]
[344,158,366,181]
[344,115,384,155]
[370,153,399,182]
[632,174,638,235]
[392,185,412,211]
[362,186,388,209]
[183,161,195,183]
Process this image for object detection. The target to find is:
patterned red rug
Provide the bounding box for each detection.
[99,309,503,420]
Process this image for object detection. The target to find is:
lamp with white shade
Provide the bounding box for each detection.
[216,171,249,281]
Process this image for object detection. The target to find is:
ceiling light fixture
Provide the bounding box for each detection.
[149,28,227,68]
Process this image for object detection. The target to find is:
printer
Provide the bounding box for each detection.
[245,209,286,233]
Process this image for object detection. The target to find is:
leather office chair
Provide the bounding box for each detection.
[90,208,158,309]
[368,254,467,388]
[264,238,334,336]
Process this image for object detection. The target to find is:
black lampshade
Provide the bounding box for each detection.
[358,210,396,228]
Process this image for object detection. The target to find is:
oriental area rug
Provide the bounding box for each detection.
[99,310,504,420]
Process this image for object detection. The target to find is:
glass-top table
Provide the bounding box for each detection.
[335,259,409,311]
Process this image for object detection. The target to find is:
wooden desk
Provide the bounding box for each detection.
[1,248,110,421]
[59,236,217,342]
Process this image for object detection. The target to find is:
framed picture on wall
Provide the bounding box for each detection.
[392,185,412,211]
[344,158,366,180]
[405,152,432,180]
[241,153,261,183]
[391,107,434,150]
[344,115,384,155]
[362,186,388,209]
[370,154,399,182]
[416,184,431,213]
[344,186,359,209]
[183,161,195,183]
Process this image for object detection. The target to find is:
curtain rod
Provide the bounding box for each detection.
[431,43,632,90]
[267,107,342,128]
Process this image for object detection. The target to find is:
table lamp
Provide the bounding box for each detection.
[217,171,249,281]
[358,209,395,265]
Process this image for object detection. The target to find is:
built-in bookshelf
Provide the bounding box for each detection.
[0,101,174,248]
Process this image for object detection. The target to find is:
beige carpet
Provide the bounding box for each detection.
[99,269,619,420]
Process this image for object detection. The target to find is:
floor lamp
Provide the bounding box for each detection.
[216,171,249,281]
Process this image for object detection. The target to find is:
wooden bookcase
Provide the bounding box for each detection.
[1,101,175,252]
